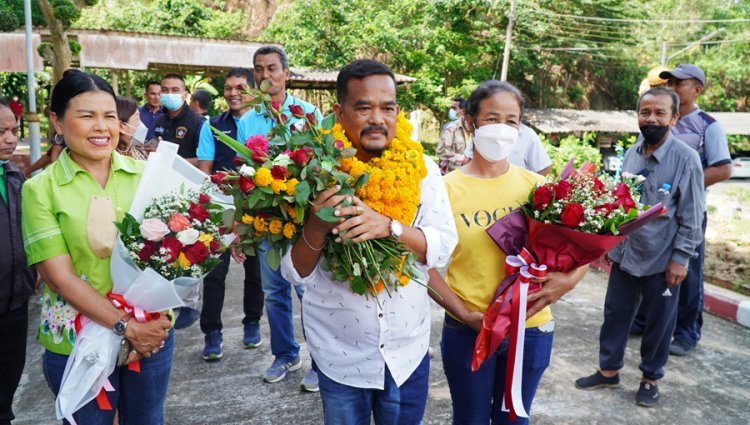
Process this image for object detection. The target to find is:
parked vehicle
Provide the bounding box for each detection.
[731,157,750,178]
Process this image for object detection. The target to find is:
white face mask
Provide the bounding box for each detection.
[123,122,148,146]
[473,123,518,163]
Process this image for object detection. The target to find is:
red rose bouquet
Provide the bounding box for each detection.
[472,161,664,420]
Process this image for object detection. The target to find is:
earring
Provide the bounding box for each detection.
[53,134,64,145]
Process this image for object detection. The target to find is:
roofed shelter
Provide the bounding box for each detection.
[525,109,750,136]
[0,29,415,90]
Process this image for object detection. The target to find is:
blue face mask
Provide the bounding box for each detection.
[0,159,8,165]
[160,93,184,111]
[448,108,458,121]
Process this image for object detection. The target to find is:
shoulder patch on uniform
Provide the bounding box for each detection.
[697,111,716,125]
[176,126,187,139]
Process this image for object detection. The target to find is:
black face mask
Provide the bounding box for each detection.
[640,125,670,146]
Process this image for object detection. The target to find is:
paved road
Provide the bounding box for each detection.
[12,267,750,424]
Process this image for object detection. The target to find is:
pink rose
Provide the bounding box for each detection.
[168,213,191,233]
[140,218,170,242]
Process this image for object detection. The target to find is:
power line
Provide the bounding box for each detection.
[527,9,750,24]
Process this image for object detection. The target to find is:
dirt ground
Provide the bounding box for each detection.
[705,180,750,294]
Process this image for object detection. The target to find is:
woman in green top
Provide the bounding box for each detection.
[22,69,172,424]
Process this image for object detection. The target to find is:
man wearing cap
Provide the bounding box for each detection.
[631,64,732,356]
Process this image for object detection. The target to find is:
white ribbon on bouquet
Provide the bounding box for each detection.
[56,143,234,423]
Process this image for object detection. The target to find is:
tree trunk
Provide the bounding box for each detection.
[37,0,72,84]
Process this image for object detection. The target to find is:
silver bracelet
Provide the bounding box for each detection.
[301,228,324,251]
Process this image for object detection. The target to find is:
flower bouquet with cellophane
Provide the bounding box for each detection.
[56,143,233,423]
[473,161,664,421]
[209,85,424,303]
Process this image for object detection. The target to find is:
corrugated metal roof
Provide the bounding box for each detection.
[0,30,415,89]
[525,109,750,136]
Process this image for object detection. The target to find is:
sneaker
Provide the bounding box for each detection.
[636,382,659,407]
[174,307,199,329]
[263,357,302,383]
[243,322,262,349]
[201,330,223,361]
[575,371,620,390]
[669,341,691,356]
[301,369,319,392]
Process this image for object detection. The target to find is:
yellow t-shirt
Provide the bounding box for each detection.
[444,165,552,328]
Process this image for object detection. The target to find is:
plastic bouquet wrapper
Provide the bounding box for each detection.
[56,142,234,423]
[472,161,664,420]
[210,84,424,303]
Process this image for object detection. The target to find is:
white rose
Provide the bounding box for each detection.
[292,121,305,133]
[139,218,170,242]
[636,175,646,183]
[239,164,256,177]
[176,228,200,245]
[272,153,294,167]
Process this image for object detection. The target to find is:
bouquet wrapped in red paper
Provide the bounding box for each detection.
[472,161,664,420]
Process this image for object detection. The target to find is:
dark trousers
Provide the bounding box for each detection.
[632,213,706,348]
[599,263,679,381]
[0,305,29,425]
[200,251,264,334]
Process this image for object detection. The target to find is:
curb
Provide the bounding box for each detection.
[589,258,750,329]
[704,284,750,329]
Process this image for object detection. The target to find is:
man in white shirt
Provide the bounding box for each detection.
[281,59,458,424]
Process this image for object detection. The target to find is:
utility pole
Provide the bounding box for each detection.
[24,0,41,164]
[500,0,516,81]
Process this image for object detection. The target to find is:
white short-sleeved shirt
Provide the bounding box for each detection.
[281,156,458,389]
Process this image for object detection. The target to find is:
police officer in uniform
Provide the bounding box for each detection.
[196,68,265,361]
[153,74,203,166]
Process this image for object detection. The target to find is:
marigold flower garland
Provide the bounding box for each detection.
[331,112,427,225]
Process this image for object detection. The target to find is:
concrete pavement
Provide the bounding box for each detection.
[11,267,750,424]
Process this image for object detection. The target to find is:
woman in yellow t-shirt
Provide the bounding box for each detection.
[429,80,588,425]
[22,70,172,423]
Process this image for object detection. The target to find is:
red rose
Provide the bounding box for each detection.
[271,165,288,180]
[210,172,227,185]
[209,240,222,254]
[275,113,288,126]
[592,177,606,194]
[270,99,281,111]
[289,147,312,165]
[183,242,209,265]
[160,237,183,263]
[188,202,211,222]
[613,194,636,212]
[594,203,614,216]
[532,185,554,210]
[198,194,211,204]
[137,241,155,263]
[560,203,585,228]
[553,180,572,201]
[232,156,245,166]
[613,182,631,199]
[333,140,344,150]
[288,104,305,118]
[218,225,229,235]
[245,135,269,163]
[306,112,317,126]
[238,175,255,194]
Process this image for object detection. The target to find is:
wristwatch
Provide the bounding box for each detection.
[113,316,129,336]
[389,219,404,240]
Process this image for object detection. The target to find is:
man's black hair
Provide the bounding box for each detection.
[0,96,8,109]
[161,74,186,90]
[145,80,160,90]
[453,96,466,110]
[191,89,213,110]
[336,59,397,105]
[637,86,680,116]
[253,46,289,70]
[225,67,255,87]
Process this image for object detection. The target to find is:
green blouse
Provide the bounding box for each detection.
[22,149,144,354]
